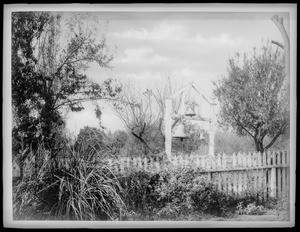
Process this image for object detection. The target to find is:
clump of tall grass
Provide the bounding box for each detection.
[13,134,126,220]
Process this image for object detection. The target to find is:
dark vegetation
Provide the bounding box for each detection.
[11,12,289,221]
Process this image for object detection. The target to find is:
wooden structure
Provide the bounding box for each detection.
[164,82,216,159]
[105,150,290,199]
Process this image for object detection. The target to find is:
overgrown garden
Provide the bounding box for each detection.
[11,12,289,221]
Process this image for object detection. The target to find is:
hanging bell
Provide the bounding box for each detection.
[173,123,189,141]
[185,106,196,117]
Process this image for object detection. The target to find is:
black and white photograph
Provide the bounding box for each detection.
[3,3,296,228]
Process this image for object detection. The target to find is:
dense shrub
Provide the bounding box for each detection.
[119,167,238,219]
[118,171,162,218]
[155,167,239,218]
[13,141,126,220]
[236,202,267,215]
[118,166,280,220]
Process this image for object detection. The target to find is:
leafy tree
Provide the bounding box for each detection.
[213,43,289,153]
[74,127,128,159]
[12,12,121,179]
[74,126,108,159]
[214,130,255,154]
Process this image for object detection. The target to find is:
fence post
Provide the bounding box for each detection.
[282,151,287,196]
[269,151,277,197]
[270,166,277,198]
[277,151,282,198]
[287,150,290,203]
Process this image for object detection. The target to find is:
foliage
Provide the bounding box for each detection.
[213,42,289,152]
[155,168,238,218]
[74,127,129,159]
[118,171,161,217]
[12,12,121,179]
[74,126,109,159]
[105,130,129,156]
[214,130,255,154]
[13,135,126,220]
[118,167,237,220]
[236,202,267,215]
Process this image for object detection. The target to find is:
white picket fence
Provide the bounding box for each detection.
[105,150,290,199]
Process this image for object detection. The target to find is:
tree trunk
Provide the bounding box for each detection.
[254,138,264,153]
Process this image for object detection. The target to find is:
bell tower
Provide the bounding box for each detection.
[164,82,216,159]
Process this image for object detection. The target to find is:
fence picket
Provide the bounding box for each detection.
[103,150,289,199]
[232,171,237,193]
[242,152,247,168]
[262,152,267,167]
[200,156,206,169]
[137,157,142,169]
[142,157,147,171]
[237,152,242,167]
[257,152,262,167]
[195,156,200,168]
[282,151,287,196]
[222,153,227,169]
[232,153,237,168]
[155,161,160,173]
[222,171,227,193]
[237,170,243,195]
[247,152,252,168]
[120,158,124,173]
[267,151,272,166]
[216,153,221,169]
[217,172,222,191]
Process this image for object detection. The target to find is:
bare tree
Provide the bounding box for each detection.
[113,78,181,155]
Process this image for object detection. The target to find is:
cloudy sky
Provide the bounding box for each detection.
[64,10,289,136]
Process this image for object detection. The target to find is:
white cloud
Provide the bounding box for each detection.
[113,22,246,48]
[117,47,172,65]
[123,71,165,82]
[113,22,188,41]
[191,33,245,47]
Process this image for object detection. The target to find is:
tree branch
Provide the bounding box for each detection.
[271,40,285,49]
[53,96,137,110]
[131,130,153,154]
[264,125,285,151]
[232,116,255,138]
[55,38,86,73]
